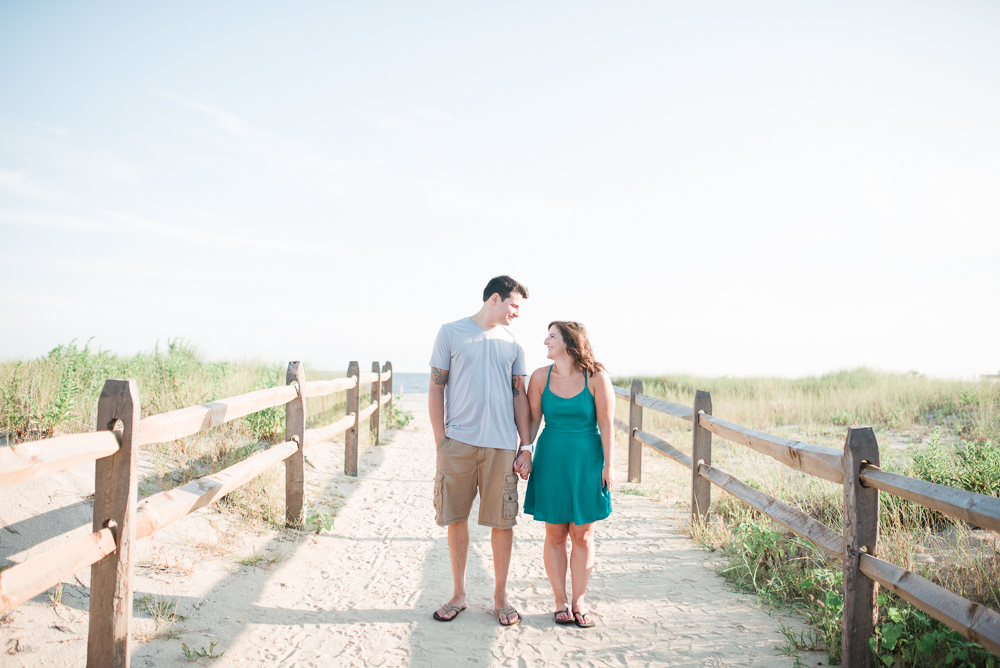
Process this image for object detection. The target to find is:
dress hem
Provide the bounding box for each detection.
[523,509,611,525]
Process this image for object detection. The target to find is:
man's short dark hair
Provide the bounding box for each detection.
[483,275,529,302]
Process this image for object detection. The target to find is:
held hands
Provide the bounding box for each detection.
[603,464,615,491]
[513,450,533,480]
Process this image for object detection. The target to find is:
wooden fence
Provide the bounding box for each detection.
[613,380,1000,667]
[0,360,392,668]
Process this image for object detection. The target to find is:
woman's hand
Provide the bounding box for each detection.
[514,450,533,480]
[602,464,615,491]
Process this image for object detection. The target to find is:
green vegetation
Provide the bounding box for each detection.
[911,428,1000,499]
[384,398,413,429]
[1,338,288,440]
[305,507,337,534]
[627,368,999,444]
[133,595,186,642]
[1,339,376,528]
[236,549,285,567]
[47,583,63,606]
[618,484,651,497]
[615,368,1000,667]
[182,640,224,661]
[869,597,997,667]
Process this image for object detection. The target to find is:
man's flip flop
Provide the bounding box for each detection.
[554,609,574,625]
[497,606,521,626]
[573,610,595,628]
[433,604,466,622]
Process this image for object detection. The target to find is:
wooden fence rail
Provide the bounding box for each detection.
[0,360,393,668]
[613,383,1000,666]
[0,431,122,487]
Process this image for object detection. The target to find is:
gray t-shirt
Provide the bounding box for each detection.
[429,317,527,450]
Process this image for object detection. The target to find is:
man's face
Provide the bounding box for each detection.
[499,292,522,325]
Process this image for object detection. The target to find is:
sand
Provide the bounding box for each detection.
[1,394,826,667]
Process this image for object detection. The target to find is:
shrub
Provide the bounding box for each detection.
[910,428,1000,499]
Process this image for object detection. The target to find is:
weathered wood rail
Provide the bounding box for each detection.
[614,381,1000,666]
[0,360,393,668]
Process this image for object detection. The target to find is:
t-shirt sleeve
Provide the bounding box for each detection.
[511,342,527,376]
[429,325,451,370]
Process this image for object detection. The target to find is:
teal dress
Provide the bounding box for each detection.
[524,367,612,525]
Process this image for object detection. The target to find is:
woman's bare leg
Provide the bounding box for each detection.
[544,523,571,613]
[568,522,596,617]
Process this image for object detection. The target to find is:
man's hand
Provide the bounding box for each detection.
[513,450,533,480]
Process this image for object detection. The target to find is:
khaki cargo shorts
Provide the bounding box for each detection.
[433,436,519,529]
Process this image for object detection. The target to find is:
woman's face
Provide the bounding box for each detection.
[543,326,566,360]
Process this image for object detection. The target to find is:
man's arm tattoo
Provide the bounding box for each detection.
[511,375,524,397]
[432,367,449,386]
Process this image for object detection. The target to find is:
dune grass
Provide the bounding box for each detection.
[0,338,353,440]
[1,339,404,528]
[613,369,1000,667]
[627,368,999,444]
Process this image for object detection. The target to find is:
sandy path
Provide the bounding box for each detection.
[2,394,825,667]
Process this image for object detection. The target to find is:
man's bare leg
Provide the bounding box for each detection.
[491,527,518,624]
[436,521,469,620]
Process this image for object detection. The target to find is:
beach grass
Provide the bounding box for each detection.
[613,369,1000,667]
[623,368,999,445]
[1,339,404,528]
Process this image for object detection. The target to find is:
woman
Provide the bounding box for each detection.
[522,321,615,629]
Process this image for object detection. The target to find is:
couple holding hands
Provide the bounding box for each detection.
[429,275,615,628]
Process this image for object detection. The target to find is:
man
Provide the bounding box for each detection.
[429,275,533,627]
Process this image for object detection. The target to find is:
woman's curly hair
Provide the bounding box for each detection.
[549,321,604,378]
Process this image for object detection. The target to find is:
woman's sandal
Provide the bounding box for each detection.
[573,610,595,628]
[554,608,574,625]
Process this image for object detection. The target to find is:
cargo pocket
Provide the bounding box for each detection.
[502,473,519,520]
[433,471,445,525]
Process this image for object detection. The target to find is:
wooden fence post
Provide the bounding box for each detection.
[284,362,306,529]
[371,362,381,445]
[88,379,141,668]
[628,379,643,483]
[382,361,393,415]
[345,361,360,476]
[691,390,713,520]
[842,426,881,667]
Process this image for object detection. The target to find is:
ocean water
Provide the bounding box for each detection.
[391,372,430,395]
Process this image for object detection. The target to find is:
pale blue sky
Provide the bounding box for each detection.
[2,2,998,378]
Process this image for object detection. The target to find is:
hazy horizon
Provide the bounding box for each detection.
[5,339,995,384]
